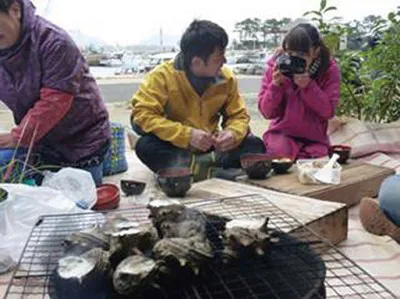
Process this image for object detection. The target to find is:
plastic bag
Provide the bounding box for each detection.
[42,167,97,209]
[0,184,88,266]
[296,159,342,185]
[0,252,14,274]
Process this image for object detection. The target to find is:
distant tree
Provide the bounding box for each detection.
[234,22,244,43]
[87,43,100,54]
[251,18,262,48]
[281,17,292,29]
[238,18,253,41]
[260,18,291,48]
[235,17,291,49]
[260,21,269,48]
[362,15,386,34]
[231,39,239,50]
[345,20,365,50]
[344,15,387,50]
[234,18,262,49]
[272,18,284,46]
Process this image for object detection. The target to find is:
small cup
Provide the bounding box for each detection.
[329,145,352,164]
[120,179,146,196]
[271,157,294,174]
[240,153,272,180]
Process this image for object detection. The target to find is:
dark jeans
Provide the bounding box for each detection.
[134,131,265,173]
[379,175,400,226]
[37,141,110,186]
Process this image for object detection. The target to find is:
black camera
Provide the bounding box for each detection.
[276,54,307,77]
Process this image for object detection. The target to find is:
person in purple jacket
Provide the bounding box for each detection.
[0,0,111,185]
[258,23,340,160]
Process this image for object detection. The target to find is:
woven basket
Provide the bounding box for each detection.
[102,123,128,176]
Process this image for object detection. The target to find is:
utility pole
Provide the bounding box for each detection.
[160,27,164,53]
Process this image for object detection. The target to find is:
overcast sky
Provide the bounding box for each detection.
[31,0,399,45]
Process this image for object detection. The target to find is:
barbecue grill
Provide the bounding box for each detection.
[5,194,397,298]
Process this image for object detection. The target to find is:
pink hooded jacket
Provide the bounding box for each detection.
[258,57,340,146]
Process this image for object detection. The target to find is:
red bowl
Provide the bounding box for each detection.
[329,145,352,164]
[93,183,120,211]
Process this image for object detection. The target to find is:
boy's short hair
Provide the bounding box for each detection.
[180,20,228,66]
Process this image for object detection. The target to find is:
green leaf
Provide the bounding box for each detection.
[320,0,327,11]
[372,24,387,34]
[323,6,337,13]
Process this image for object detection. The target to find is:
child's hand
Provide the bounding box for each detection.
[272,67,283,87]
[293,73,311,89]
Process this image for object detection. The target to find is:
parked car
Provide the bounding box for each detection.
[143,52,178,72]
[226,55,265,75]
[226,56,253,74]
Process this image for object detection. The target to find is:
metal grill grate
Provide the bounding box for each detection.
[5,194,397,299]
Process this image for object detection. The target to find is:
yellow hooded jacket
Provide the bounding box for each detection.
[131,60,250,149]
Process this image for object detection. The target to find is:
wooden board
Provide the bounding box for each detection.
[105,152,347,245]
[184,179,348,246]
[244,162,394,207]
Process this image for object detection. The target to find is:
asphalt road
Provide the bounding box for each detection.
[98,76,262,102]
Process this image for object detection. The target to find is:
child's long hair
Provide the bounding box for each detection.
[282,23,331,77]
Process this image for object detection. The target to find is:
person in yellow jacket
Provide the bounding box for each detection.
[131,20,264,179]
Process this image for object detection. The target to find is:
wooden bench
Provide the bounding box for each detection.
[104,152,348,245]
[184,179,347,246]
[243,162,394,207]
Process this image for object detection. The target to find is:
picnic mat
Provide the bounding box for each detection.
[340,205,400,297]
[1,120,400,297]
[328,117,400,296]
[329,117,400,173]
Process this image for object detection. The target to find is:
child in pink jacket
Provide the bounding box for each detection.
[258,23,340,159]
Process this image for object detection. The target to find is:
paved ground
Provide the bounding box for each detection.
[98,76,262,103]
[0,75,266,137]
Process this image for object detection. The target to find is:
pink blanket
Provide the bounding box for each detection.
[329,117,400,173]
